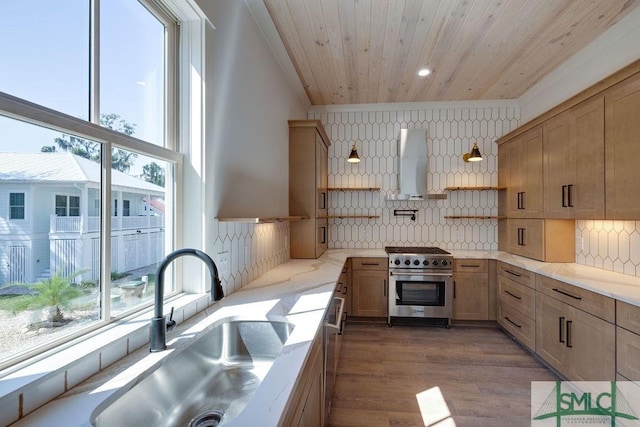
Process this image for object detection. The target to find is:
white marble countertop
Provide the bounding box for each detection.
[12,248,640,426]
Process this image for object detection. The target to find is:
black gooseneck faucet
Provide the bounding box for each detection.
[150,248,224,352]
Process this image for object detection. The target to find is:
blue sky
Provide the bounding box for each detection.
[0,0,165,168]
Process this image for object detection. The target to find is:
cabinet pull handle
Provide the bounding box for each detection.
[321,192,327,210]
[453,281,456,299]
[342,285,348,295]
[361,262,380,266]
[567,184,574,208]
[562,185,567,207]
[460,264,480,268]
[504,317,522,328]
[504,269,522,277]
[504,290,521,300]
[552,288,582,300]
[521,192,526,210]
[559,316,565,343]
[321,226,327,244]
[517,228,525,246]
[383,279,387,297]
[566,320,573,348]
[517,192,523,210]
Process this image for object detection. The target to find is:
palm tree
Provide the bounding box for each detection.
[28,274,82,323]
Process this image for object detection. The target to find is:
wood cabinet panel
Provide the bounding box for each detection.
[351,262,388,317]
[543,97,605,219]
[535,293,570,375]
[506,219,575,262]
[617,326,640,381]
[289,120,330,259]
[498,300,535,351]
[453,271,489,320]
[605,73,640,219]
[498,275,536,319]
[453,259,488,273]
[536,275,615,323]
[506,126,544,219]
[617,300,640,335]
[497,262,535,289]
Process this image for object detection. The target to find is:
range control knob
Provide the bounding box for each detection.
[394,259,401,265]
[404,259,411,266]
[413,260,420,266]
[423,260,429,266]
[441,260,448,266]
[432,260,439,266]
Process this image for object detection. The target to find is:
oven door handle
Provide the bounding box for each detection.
[390,270,453,277]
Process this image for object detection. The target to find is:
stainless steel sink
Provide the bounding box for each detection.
[91,319,294,427]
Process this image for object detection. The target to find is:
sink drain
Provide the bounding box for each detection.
[188,410,224,427]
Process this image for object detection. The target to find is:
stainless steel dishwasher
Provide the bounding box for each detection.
[324,288,345,421]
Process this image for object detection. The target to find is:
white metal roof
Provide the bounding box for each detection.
[0,152,164,195]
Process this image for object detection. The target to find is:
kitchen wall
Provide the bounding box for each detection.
[196,0,307,295]
[576,220,640,277]
[309,103,519,250]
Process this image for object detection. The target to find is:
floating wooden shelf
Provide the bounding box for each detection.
[326,187,381,191]
[444,186,506,191]
[427,193,448,200]
[444,215,506,219]
[319,215,380,219]
[216,216,308,223]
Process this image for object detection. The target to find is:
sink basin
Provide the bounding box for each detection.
[91,319,294,427]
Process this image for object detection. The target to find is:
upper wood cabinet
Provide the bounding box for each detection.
[543,96,605,219]
[289,120,330,259]
[505,126,543,218]
[605,73,640,219]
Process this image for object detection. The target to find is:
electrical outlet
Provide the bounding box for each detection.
[217,251,230,279]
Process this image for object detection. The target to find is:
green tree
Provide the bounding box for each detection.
[141,162,165,187]
[46,113,138,171]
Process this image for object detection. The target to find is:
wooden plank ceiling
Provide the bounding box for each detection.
[264,0,640,105]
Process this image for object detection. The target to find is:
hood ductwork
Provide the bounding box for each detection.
[387,129,428,200]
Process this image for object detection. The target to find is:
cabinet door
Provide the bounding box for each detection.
[352,270,387,317]
[569,307,615,381]
[543,111,572,218]
[535,293,569,376]
[315,132,328,218]
[507,219,544,261]
[617,327,640,380]
[605,73,640,219]
[571,96,605,219]
[453,272,489,320]
[508,127,543,218]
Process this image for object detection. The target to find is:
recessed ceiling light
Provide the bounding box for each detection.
[418,68,431,77]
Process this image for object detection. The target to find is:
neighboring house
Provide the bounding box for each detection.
[0,152,165,286]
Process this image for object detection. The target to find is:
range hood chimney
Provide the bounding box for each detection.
[387,129,428,200]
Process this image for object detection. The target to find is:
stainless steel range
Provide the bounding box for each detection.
[385,246,453,327]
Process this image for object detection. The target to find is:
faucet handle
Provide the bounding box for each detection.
[166,306,176,332]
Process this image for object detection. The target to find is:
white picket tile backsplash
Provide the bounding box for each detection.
[576,220,640,276]
[310,106,518,250]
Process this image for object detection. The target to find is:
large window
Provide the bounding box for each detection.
[0,0,180,369]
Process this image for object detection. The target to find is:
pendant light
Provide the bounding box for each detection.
[347,143,360,163]
[462,143,482,162]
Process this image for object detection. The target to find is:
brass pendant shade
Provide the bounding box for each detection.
[348,144,360,163]
[463,142,482,162]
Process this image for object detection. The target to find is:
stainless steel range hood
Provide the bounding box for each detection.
[387,129,428,200]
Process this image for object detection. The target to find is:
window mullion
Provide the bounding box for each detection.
[90,0,100,124]
[100,144,112,320]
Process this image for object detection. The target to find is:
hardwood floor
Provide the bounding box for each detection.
[328,322,558,427]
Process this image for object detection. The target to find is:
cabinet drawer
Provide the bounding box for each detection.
[498,276,535,319]
[617,301,640,335]
[536,275,615,323]
[453,259,488,273]
[617,326,640,381]
[352,257,387,271]
[497,262,535,289]
[498,301,535,351]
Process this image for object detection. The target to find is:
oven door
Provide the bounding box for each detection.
[388,271,453,320]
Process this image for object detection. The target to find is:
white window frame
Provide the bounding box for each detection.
[9,192,25,220]
[0,0,186,370]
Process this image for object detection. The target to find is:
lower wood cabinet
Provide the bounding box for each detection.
[535,291,615,381]
[497,262,536,351]
[280,332,323,426]
[453,259,490,320]
[351,257,388,317]
[617,301,640,380]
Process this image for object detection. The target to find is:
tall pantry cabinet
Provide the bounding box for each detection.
[289,120,330,259]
